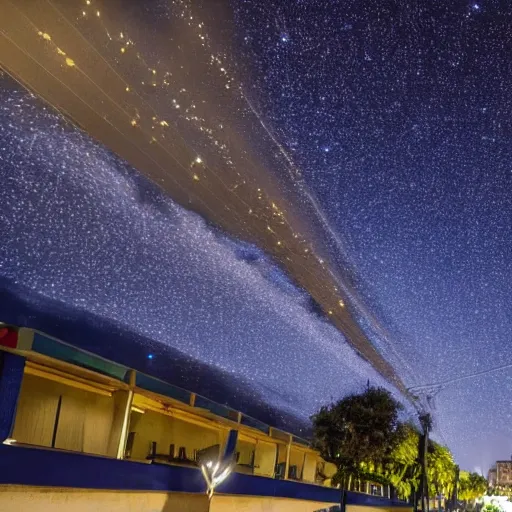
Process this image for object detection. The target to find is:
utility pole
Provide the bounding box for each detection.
[418,413,432,512]
[449,465,459,512]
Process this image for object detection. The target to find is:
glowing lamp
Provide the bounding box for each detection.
[200,429,237,499]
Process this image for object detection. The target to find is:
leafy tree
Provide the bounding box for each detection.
[311,386,404,488]
[428,441,456,503]
[312,386,463,505]
[387,433,457,504]
[459,471,488,501]
[385,423,422,499]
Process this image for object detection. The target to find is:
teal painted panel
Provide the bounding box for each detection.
[194,395,238,421]
[32,332,128,381]
[241,415,269,434]
[136,372,191,404]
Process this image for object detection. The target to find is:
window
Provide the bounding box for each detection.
[125,392,221,465]
[11,364,127,457]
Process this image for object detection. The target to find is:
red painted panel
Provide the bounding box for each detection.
[0,328,17,349]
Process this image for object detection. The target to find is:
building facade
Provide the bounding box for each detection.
[495,461,512,487]
[488,466,497,487]
[0,324,412,512]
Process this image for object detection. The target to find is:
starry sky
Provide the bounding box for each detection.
[0,74,400,430]
[231,0,512,472]
[1,0,511,473]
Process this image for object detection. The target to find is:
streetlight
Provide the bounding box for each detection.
[199,429,238,500]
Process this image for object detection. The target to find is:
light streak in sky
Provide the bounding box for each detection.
[4,0,512,471]
[11,0,367,334]
[241,92,416,382]
[0,77,412,425]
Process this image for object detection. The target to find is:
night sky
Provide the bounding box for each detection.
[1,0,512,473]
[232,0,512,472]
[233,1,512,468]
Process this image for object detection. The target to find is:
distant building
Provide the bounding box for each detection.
[494,460,512,487]
[488,466,497,487]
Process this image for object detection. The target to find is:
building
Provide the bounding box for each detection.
[495,460,512,487]
[0,324,412,512]
[488,466,497,487]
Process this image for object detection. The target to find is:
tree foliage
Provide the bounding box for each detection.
[311,386,483,502]
[385,423,422,498]
[459,471,488,501]
[487,485,512,499]
[427,441,456,497]
[311,387,403,476]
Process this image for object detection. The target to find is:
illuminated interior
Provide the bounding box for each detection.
[8,330,329,486]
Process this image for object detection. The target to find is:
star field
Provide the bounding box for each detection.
[234,0,512,471]
[1,0,511,474]
[0,77,405,427]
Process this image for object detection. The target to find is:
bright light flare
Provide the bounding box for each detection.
[200,457,234,500]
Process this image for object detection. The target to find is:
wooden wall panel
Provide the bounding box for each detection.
[12,373,115,456]
[84,393,115,456]
[254,440,277,478]
[12,375,59,447]
[55,392,86,452]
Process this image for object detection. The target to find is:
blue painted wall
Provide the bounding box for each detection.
[0,444,340,504]
[0,352,25,441]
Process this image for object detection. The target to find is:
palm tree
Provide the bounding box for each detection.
[427,442,456,511]
[382,423,421,500]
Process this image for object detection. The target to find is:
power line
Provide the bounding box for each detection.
[408,360,512,394]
